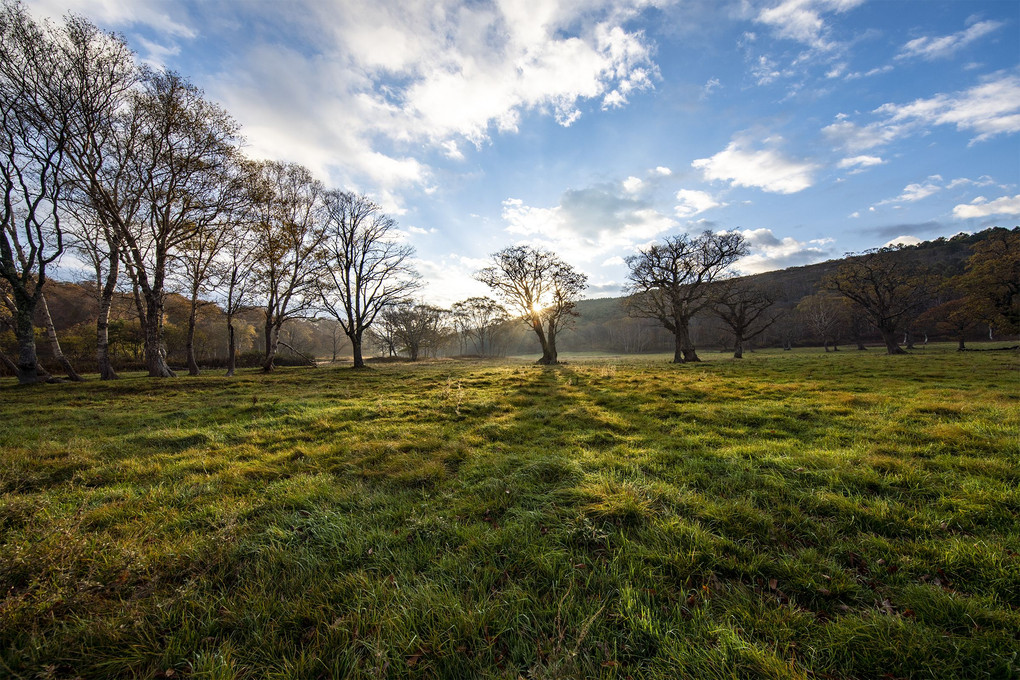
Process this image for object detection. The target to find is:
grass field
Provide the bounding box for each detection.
[1,348,1018,679]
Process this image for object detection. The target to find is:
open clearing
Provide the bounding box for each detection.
[1,348,1018,679]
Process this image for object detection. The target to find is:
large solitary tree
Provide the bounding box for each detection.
[318,191,420,368]
[476,245,587,365]
[625,230,746,363]
[824,248,937,354]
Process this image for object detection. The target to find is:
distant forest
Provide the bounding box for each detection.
[3,227,1015,374]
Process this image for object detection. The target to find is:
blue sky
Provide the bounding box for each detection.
[29,0,1020,303]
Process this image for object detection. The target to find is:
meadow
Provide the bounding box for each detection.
[1,347,1018,679]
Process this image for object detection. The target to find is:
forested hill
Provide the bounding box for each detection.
[561,227,1014,354]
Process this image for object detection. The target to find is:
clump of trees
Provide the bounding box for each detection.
[624,230,747,363]
[0,2,426,381]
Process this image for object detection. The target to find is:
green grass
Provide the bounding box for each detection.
[1,348,1018,679]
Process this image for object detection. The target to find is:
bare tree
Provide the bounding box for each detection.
[475,245,587,365]
[247,161,327,372]
[625,230,746,363]
[318,191,420,369]
[116,71,241,377]
[796,292,849,352]
[711,279,777,358]
[0,2,74,383]
[824,248,937,354]
[55,18,139,379]
[173,161,245,376]
[450,296,508,356]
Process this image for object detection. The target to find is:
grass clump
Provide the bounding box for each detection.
[1,347,1018,678]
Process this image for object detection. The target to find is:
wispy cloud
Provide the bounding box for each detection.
[874,176,944,207]
[824,73,1020,151]
[898,19,1004,61]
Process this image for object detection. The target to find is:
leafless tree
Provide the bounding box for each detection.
[796,292,849,352]
[4,7,141,380]
[625,230,746,363]
[0,2,75,383]
[476,245,587,365]
[114,71,242,377]
[824,248,937,354]
[247,161,327,372]
[318,191,420,368]
[710,279,778,358]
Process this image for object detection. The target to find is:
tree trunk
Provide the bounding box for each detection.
[904,331,915,350]
[96,263,120,380]
[226,316,237,376]
[186,291,200,376]
[13,304,49,384]
[880,327,906,355]
[263,323,280,372]
[856,341,867,350]
[409,344,419,362]
[733,337,743,359]
[532,316,556,364]
[957,336,966,351]
[672,331,684,363]
[143,295,176,377]
[678,325,700,362]
[352,334,365,368]
[40,293,84,381]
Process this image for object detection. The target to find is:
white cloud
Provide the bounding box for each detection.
[674,189,725,218]
[898,19,1004,61]
[701,77,721,98]
[882,235,922,247]
[441,140,465,161]
[755,0,865,50]
[602,256,626,266]
[654,166,672,176]
[946,175,997,190]
[875,176,944,206]
[622,176,644,193]
[952,194,1020,219]
[45,0,663,211]
[692,138,817,194]
[731,228,834,273]
[28,0,195,38]
[837,155,884,170]
[822,119,903,152]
